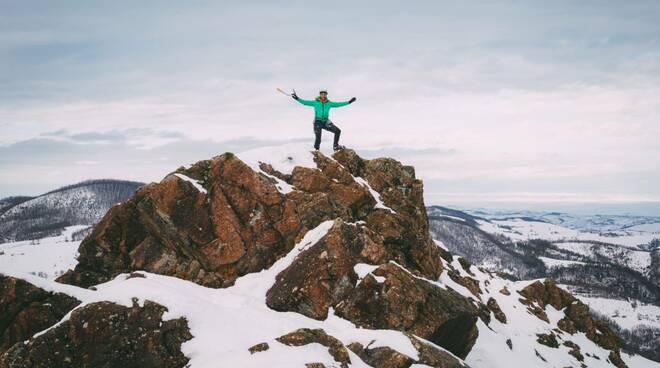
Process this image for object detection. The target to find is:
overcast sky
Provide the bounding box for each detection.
[1,1,660,214]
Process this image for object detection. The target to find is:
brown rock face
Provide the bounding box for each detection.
[486,297,507,324]
[536,332,559,348]
[334,263,479,359]
[564,341,584,362]
[348,342,413,368]
[0,275,80,355]
[57,154,299,288]
[0,299,192,368]
[519,278,625,364]
[347,335,469,368]
[58,149,443,290]
[54,148,477,359]
[608,350,628,368]
[275,328,351,368]
[266,221,372,319]
[518,278,574,311]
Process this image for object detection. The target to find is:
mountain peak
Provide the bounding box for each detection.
[0,145,648,367]
[58,145,441,290]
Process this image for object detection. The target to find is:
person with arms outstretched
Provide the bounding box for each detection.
[291,89,356,151]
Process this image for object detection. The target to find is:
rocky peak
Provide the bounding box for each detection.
[0,144,644,367]
[57,147,443,289]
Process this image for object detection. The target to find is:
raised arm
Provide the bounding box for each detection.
[328,97,356,108]
[328,101,350,108]
[295,97,315,106]
[291,92,315,106]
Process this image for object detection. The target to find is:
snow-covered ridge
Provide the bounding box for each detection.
[0,179,142,242]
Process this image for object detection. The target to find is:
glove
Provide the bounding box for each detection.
[349,97,356,104]
[291,92,299,100]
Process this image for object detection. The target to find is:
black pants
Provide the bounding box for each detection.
[313,119,341,149]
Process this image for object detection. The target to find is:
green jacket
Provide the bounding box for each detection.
[296,96,351,120]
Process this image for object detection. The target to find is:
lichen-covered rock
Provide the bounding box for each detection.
[347,335,469,368]
[248,342,269,354]
[59,153,307,288]
[486,297,507,324]
[58,149,443,290]
[275,328,350,368]
[266,220,374,319]
[447,270,482,297]
[347,342,413,368]
[518,278,574,311]
[564,341,584,362]
[0,275,80,355]
[408,335,471,368]
[334,262,479,359]
[519,279,623,355]
[608,349,628,368]
[0,300,192,368]
[536,332,559,348]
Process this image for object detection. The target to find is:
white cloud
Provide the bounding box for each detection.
[1,1,659,211]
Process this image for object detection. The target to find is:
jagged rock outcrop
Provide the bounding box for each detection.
[275,328,351,368]
[347,334,468,368]
[58,149,442,289]
[266,220,380,319]
[0,276,80,355]
[519,278,626,367]
[55,148,472,356]
[333,262,479,359]
[32,146,638,367]
[0,299,192,368]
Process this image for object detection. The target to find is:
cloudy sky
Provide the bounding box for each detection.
[2,1,660,214]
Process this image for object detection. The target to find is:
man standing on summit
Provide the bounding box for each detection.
[291,89,356,151]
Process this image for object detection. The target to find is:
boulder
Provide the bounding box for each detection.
[520,279,622,352]
[1,299,192,368]
[334,263,479,359]
[0,275,80,355]
[348,335,469,368]
[58,149,440,289]
[266,221,370,319]
[275,328,350,368]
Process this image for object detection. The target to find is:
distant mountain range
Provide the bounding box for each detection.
[427,205,660,362]
[0,179,143,242]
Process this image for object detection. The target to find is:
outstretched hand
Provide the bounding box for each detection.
[349,97,356,103]
[291,92,299,100]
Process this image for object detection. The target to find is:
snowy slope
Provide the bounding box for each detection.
[3,221,424,368]
[428,206,660,363]
[429,247,658,368]
[476,218,658,248]
[465,209,660,234]
[0,226,84,279]
[574,295,660,331]
[5,230,659,367]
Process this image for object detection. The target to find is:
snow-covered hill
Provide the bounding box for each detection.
[0,179,143,242]
[428,205,660,363]
[4,238,658,368]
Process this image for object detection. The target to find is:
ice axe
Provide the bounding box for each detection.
[276,88,296,97]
